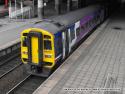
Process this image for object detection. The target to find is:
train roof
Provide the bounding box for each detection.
[51,5,100,26]
[33,5,101,34]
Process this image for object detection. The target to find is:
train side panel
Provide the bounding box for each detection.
[21,5,106,77]
[54,8,105,62]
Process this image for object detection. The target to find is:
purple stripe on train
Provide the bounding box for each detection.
[76,14,97,42]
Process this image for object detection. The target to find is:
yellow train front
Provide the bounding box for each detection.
[21,27,56,77]
[21,5,106,77]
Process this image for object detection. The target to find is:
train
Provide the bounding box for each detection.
[21,5,108,77]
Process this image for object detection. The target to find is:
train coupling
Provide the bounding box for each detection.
[24,64,51,77]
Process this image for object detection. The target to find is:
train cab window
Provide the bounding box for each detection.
[23,33,27,36]
[44,35,51,39]
[22,37,27,47]
[44,40,52,50]
[92,18,95,24]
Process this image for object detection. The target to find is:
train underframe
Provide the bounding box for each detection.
[24,64,52,77]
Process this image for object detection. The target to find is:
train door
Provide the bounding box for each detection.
[27,31,43,66]
[75,21,80,40]
[68,29,71,53]
[68,23,78,50]
[65,29,70,56]
[62,30,70,59]
[62,31,66,59]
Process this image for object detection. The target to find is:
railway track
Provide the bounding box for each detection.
[0,53,21,77]
[0,49,45,94]
[0,52,29,94]
[7,75,46,94]
[0,52,46,94]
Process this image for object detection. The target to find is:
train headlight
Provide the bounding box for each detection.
[45,54,52,58]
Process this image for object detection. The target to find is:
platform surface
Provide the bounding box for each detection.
[33,9,125,94]
[0,18,39,50]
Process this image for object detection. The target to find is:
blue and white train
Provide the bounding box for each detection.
[21,5,107,77]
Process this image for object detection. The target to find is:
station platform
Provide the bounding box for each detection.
[0,18,39,58]
[0,18,37,50]
[33,10,125,94]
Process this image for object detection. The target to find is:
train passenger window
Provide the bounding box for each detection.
[97,14,100,19]
[95,16,98,23]
[86,22,89,29]
[94,16,97,23]
[44,40,52,50]
[71,30,75,41]
[69,25,75,41]
[76,27,80,36]
[90,19,93,26]
[55,37,62,57]
[81,25,85,32]
[22,37,27,47]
